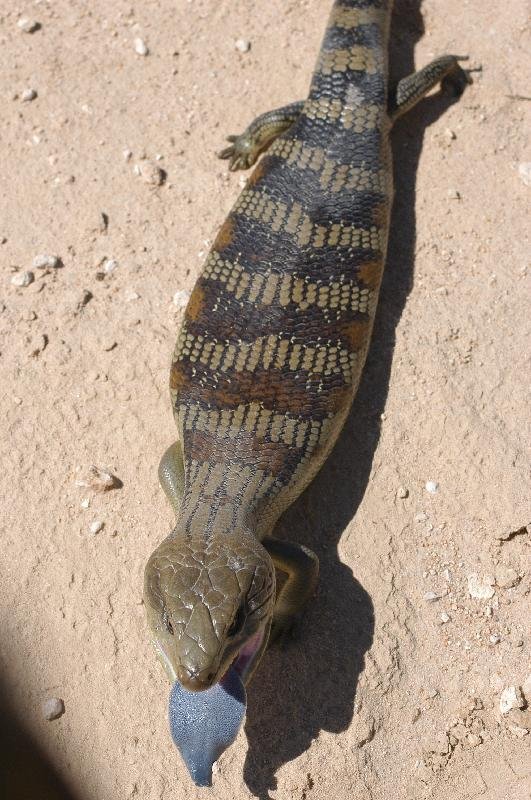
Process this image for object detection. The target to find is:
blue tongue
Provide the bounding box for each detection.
[168,666,247,787]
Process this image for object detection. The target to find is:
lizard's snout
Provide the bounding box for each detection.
[177,664,216,692]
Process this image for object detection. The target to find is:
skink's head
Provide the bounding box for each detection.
[143,531,275,690]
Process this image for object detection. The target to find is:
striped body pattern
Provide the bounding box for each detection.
[170,0,393,540]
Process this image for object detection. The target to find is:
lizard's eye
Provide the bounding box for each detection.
[162,610,174,635]
[227,605,246,638]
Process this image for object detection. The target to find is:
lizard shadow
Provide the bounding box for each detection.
[242,2,466,797]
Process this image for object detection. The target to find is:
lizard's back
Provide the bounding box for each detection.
[170,0,393,538]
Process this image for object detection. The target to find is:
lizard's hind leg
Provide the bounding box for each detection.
[388,55,471,122]
[159,441,185,518]
[218,101,304,171]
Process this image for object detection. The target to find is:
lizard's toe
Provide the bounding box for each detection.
[217,133,259,171]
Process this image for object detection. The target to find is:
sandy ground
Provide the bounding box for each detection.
[1,1,530,798]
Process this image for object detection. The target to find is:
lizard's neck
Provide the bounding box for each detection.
[176,459,279,540]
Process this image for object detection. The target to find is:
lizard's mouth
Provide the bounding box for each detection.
[222,627,266,686]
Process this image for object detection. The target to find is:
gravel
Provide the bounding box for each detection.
[17,17,41,33]
[21,88,37,102]
[235,39,251,53]
[138,160,165,186]
[494,565,520,589]
[134,38,149,56]
[11,271,34,287]
[173,289,191,309]
[89,520,104,535]
[76,465,120,493]
[33,254,61,269]
[467,573,496,600]
[42,697,65,721]
[103,258,118,274]
[518,163,531,187]
[499,686,525,715]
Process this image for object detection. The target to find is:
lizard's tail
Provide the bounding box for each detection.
[307,0,392,103]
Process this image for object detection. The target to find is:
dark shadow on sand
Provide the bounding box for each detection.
[0,675,83,800]
[242,2,468,796]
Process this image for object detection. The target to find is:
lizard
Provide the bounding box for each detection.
[144,0,469,724]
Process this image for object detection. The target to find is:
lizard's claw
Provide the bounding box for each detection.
[218,133,260,172]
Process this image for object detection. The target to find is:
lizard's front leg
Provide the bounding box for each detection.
[262,537,319,645]
[158,441,185,517]
[218,101,304,171]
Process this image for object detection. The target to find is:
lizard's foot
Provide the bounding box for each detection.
[218,132,261,172]
[441,56,473,98]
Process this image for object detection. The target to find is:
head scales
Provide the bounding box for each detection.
[144,529,275,690]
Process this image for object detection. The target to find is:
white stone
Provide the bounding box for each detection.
[134,38,149,56]
[89,520,104,535]
[173,289,191,309]
[11,271,34,287]
[440,612,451,623]
[467,573,495,600]
[42,697,64,720]
[499,686,525,715]
[21,88,37,102]
[103,258,118,274]
[18,17,40,33]
[235,38,251,53]
[33,254,60,269]
[425,480,439,494]
[518,162,531,187]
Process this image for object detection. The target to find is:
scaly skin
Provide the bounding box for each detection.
[144,0,469,694]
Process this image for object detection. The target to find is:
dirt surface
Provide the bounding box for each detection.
[1,1,530,799]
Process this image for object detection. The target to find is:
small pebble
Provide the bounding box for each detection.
[89,520,104,535]
[440,612,451,623]
[173,289,191,309]
[134,38,149,56]
[397,486,409,498]
[138,160,165,186]
[80,498,90,509]
[21,88,38,102]
[444,128,456,141]
[508,724,529,738]
[42,697,64,721]
[489,634,501,645]
[33,254,61,269]
[123,148,133,161]
[518,163,531,187]
[465,733,482,748]
[11,271,34,287]
[76,465,120,493]
[424,591,445,602]
[499,686,525,715]
[494,565,520,589]
[124,289,140,301]
[425,480,438,494]
[103,258,118,274]
[415,512,428,522]
[76,289,93,312]
[467,573,495,600]
[447,188,461,200]
[235,38,251,53]
[18,17,40,33]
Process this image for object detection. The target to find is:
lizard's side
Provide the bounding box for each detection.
[144,0,469,695]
